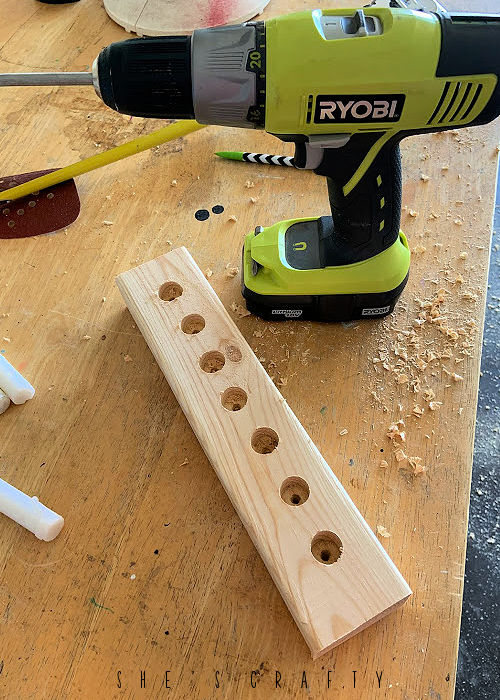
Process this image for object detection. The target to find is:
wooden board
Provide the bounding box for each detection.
[116,247,412,658]
[103,0,271,36]
[0,0,498,697]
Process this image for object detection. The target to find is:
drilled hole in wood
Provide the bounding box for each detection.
[17,209,24,216]
[200,351,225,373]
[251,427,279,454]
[2,208,10,215]
[221,387,247,411]
[181,314,205,334]
[7,221,15,228]
[280,476,309,506]
[225,344,242,362]
[311,531,343,565]
[47,192,54,199]
[158,281,183,301]
[28,201,36,208]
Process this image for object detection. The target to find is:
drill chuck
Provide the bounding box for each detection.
[96,36,195,119]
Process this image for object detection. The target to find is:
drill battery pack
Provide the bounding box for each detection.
[242,219,410,322]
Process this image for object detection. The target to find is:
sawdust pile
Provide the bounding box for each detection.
[369,272,480,475]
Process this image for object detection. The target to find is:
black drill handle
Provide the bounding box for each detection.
[314,134,402,265]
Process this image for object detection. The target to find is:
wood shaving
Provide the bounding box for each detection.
[411,378,421,393]
[379,459,388,468]
[339,428,348,436]
[408,209,419,218]
[124,355,133,362]
[422,388,435,402]
[420,174,430,182]
[228,215,238,222]
[394,448,407,462]
[377,525,391,538]
[245,180,255,188]
[459,251,468,259]
[102,220,114,226]
[412,404,424,417]
[204,268,213,279]
[429,401,442,411]
[250,196,259,203]
[230,302,251,318]
[170,179,177,186]
[412,244,427,254]
[82,335,91,341]
[408,456,426,475]
[387,420,406,442]
[225,266,239,279]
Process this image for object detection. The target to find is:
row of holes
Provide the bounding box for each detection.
[159,280,343,565]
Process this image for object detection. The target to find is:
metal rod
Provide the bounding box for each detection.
[0,72,93,87]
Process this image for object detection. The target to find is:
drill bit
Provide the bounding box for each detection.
[0,72,93,87]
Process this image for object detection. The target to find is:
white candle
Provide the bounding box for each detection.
[0,354,35,404]
[0,477,64,541]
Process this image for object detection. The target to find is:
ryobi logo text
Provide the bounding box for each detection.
[313,94,405,124]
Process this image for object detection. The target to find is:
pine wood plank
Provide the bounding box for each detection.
[116,247,412,659]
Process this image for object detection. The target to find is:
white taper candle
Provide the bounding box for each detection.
[0,477,64,541]
[0,354,35,404]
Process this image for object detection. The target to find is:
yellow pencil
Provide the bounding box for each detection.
[0,120,206,202]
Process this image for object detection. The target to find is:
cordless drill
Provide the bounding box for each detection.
[3,1,500,320]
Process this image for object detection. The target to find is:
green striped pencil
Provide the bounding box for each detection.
[216,150,296,167]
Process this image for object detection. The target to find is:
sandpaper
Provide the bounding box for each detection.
[0,170,80,239]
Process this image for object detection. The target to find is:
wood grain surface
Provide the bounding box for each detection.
[0,0,498,698]
[116,247,411,658]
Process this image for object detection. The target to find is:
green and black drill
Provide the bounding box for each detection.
[1,0,499,320]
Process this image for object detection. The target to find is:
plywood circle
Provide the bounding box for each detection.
[103,0,271,36]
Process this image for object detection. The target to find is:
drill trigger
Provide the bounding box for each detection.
[294,134,351,170]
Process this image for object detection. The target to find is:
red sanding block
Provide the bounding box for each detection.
[0,170,80,239]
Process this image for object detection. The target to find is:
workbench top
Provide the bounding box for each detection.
[0,1,498,698]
